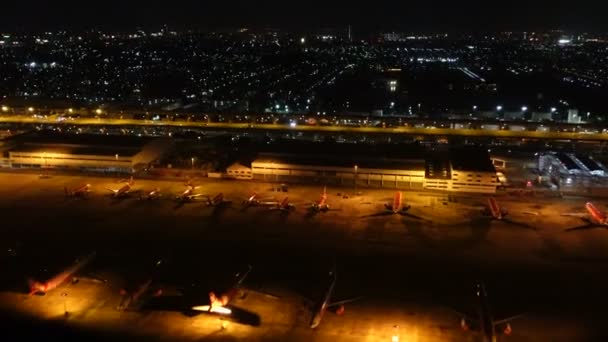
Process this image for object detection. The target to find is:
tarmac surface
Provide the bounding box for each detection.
[1,172,608,341]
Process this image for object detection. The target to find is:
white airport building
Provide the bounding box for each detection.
[1,132,173,173]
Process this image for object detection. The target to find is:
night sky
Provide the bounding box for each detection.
[2,0,608,32]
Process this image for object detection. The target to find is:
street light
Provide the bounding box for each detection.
[521,106,528,112]
[550,107,557,113]
[28,107,35,113]
[95,108,102,115]
[496,105,503,111]
[68,108,73,113]
[354,165,358,194]
[1,105,8,112]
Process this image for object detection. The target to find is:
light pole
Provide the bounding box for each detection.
[61,292,68,316]
[191,157,195,169]
[354,165,358,195]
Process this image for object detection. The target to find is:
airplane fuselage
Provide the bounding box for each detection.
[310,271,337,329]
[476,282,497,342]
[29,252,96,295]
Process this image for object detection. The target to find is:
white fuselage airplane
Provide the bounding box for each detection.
[140,188,162,200]
[191,265,253,315]
[460,281,518,342]
[270,197,295,212]
[117,258,165,311]
[64,183,91,197]
[204,193,229,207]
[309,267,360,329]
[310,187,330,212]
[176,184,204,202]
[28,252,96,295]
[106,177,134,197]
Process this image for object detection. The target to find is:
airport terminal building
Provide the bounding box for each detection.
[0,132,173,173]
[246,147,499,194]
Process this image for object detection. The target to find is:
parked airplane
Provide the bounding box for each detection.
[309,187,330,213]
[175,182,204,202]
[268,197,295,212]
[64,183,91,198]
[117,258,166,311]
[139,188,162,200]
[364,191,423,220]
[106,177,134,197]
[28,252,97,295]
[242,193,286,209]
[482,197,537,228]
[459,281,522,342]
[561,202,608,231]
[191,265,253,315]
[309,265,361,329]
[203,193,231,207]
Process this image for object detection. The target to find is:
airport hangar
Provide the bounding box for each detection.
[230,147,500,194]
[0,131,174,173]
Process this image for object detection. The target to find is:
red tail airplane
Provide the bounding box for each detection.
[562,202,608,231]
[191,265,253,315]
[309,187,330,213]
[28,252,97,295]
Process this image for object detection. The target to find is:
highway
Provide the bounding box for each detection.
[3,114,608,141]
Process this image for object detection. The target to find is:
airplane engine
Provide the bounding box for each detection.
[460,318,470,331]
[335,305,345,315]
[28,279,47,294]
[503,323,512,336]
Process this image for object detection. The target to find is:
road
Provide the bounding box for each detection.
[2,114,608,141]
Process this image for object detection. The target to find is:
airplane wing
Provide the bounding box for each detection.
[493,313,525,326]
[400,212,427,221]
[361,212,393,218]
[564,223,599,232]
[501,218,537,230]
[560,213,588,218]
[328,296,364,307]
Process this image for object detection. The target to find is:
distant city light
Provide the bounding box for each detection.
[521,106,528,112]
[29,62,37,68]
[27,107,34,112]
[300,37,306,44]
[496,105,503,111]
[289,121,297,128]
[1,106,8,112]
[550,107,557,113]
[473,105,477,110]
[558,39,571,45]
[95,109,102,115]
